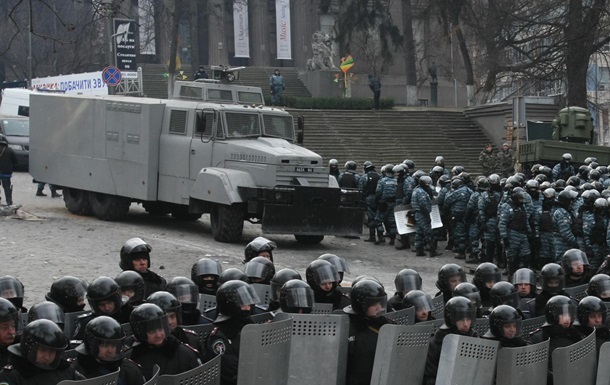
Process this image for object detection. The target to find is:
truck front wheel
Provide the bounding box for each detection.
[63,188,93,216]
[88,192,130,221]
[210,203,244,243]
[294,235,324,244]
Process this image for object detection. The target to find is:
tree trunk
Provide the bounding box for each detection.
[189,0,200,69]
[402,0,418,106]
[167,0,184,98]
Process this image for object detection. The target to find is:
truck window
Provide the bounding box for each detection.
[238,91,263,104]
[207,89,233,102]
[262,114,294,141]
[169,110,188,135]
[179,86,204,100]
[225,112,260,138]
[196,111,214,137]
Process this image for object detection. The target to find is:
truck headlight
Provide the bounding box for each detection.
[8,144,23,151]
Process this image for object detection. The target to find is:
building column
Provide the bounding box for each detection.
[249,0,269,66]
[208,0,229,65]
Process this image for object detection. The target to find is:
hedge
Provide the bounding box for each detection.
[263,96,394,110]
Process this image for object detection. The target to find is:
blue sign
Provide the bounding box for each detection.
[102,66,122,86]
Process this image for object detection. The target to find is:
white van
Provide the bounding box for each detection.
[0,89,32,117]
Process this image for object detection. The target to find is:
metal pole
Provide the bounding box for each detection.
[102,0,115,95]
[28,0,33,86]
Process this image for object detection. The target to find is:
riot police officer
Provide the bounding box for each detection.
[329,159,340,181]
[472,262,502,308]
[72,316,145,384]
[412,176,441,257]
[278,280,314,314]
[552,189,579,261]
[305,260,350,311]
[478,174,503,265]
[359,161,381,243]
[338,160,360,188]
[583,198,608,271]
[393,164,411,250]
[536,188,557,268]
[317,253,349,284]
[166,277,207,326]
[244,236,276,263]
[573,296,610,352]
[499,187,532,279]
[388,269,422,310]
[115,270,146,306]
[482,305,528,347]
[0,298,21,367]
[402,290,435,322]
[244,256,275,285]
[374,164,398,245]
[435,263,467,304]
[0,276,26,313]
[191,257,223,295]
[465,177,488,263]
[45,276,89,313]
[269,269,302,312]
[204,280,260,385]
[119,238,166,297]
[552,153,575,181]
[444,176,472,259]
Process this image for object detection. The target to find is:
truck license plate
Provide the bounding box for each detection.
[295,167,314,172]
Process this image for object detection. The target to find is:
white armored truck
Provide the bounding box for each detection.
[30,80,363,244]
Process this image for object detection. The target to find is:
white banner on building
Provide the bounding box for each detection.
[233,1,250,58]
[275,0,292,60]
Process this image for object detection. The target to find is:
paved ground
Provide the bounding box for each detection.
[1,171,476,309]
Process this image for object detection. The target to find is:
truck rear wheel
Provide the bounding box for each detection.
[294,235,324,244]
[63,188,93,216]
[210,203,244,243]
[88,192,130,221]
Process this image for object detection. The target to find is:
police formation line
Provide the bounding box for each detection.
[1,230,610,385]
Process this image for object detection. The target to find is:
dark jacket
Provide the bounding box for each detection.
[129,335,201,380]
[529,324,583,371]
[139,270,167,298]
[203,317,252,385]
[0,145,17,175]
[346,314,395,385]
[0,351,85,385]
[424,327,479,385]
[313,289,351,311]
[172,326,204,360]
[72,352,145,385]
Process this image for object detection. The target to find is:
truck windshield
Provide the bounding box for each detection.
[225,112,261,138]
[1,119,29,136]
[262,114,294,141]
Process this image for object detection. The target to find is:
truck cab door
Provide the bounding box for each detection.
[189,109,216,180]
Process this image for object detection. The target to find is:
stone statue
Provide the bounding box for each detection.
[428,62,437,83]
[307,31,337,71]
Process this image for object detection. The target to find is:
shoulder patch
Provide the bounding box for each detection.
[211,339,226,355]
[183,343,200,354]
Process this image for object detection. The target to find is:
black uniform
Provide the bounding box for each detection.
[72,352,145,385]
[529,325,583,373]
[72,304,133,340]
[139,270,167,298]
[129,335,201,380]
[573,324,610,353]
[181,308,209,326]
[204,317,251,385]
[313,289,351,311]
[424,327,479,385]
[387,293,404,311]
[172,327,204,360]
[0,345,9,369]
[346,315,395,385]
[0,354,84,385]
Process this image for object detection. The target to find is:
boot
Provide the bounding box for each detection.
[51,189,62,198]
[388,236,395,246]
[36,189,47,197]
[395,235,410,250]
[416,248,426,256]
[374,232,386,245]
[5,185,12,206]
[445,239,454,251]
[429,243,442,257]
[364,229,376,242]
[465,253,477,264]
[455,251,466,260]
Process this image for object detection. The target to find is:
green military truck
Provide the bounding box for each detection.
[518,106,610,171]
[29,80,363,244]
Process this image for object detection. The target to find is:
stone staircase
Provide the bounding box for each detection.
[139,64,311,99]
[288,108,492,175]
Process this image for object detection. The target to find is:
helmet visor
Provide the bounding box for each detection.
[592,279,610,299]
[500,319,523,339]
[28,305,65,326]
[170,285,199,305]
[26,341,67,370]
[407,295,433,312]
[0,279,23,301]
[245,262,269,280]
[461,292,482,309]
[314,265,339,285]
[233,284,260,307]
[551,303,576,324]
[512,270,536,285]
[283,287,314,308]
[543,276,565,294]
[136,315,170,344]
[0,311,22,339]
[194,260,222,277]
[362,296,387,318]
[91,337,125,362]
[496,292,520,308]
[395,275,422,293]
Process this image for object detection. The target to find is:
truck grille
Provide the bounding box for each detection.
[276,171,329,186]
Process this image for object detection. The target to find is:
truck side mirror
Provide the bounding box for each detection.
[297,115,304,145]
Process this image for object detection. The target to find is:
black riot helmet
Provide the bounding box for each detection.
[553,179,566,192]
[279,280,314,314]
[451,165,464,176]
[484,305,522,340]
[443,297,476,332]
[473,263,501,292]
[540,263,565,294]
[412,170,426,184]
[589,168,601,181]
[561,249,589,277]
[28,301,65,331]
[215,280,260,322]
[166,277,199,313]
[437,174,451,188]
[244,256,276,285]
[578,165,591,179]
[45,276,89,313]
[436,264,466,293]
[12,319,68,370]
[402,290,434,317]
[594,197,608,211]
[0,276,25,310]
[590,161,599,169]
[489,281,520,308]
[351,275,383,288]
[384,164,395,175]
[476,177,490,191]
[431,166,444,176]
[244,237,276,263]
[317,253,349,284]
[344,279,387,317]
[435,156,445,167]
[146,291,182,327]
[511,187,526,205]
[576,296,607,327]
[581,190,599,207]
[76,316,125,362]
[525,179,539,193]
[458,172,471,185]
[453,282,482,309]
[393,164,406,179]
[556,189,577,205]
[535,174,548,184]
[115,271,146,305]
[87,277,123,316]
[567,175,580,187]
[329,159,339,169]
[542,188,556,201]
[218,268,250,285]
[562,153,572,162]
[539,166,553,179]
[488,174,501,187]
[270,269,302,302]
[129,303,170,343]
[0,297,22,338]
[587,274,610,300]
[306,260,339,294]
[451,177,464,190]
[394,269,422,296]
[531,164,542,175]
[544,295,576,326]
[119,237,152,270]
[345,160,357,171]
[363,161,375,172]
[420,175,433,187]
[584,156,597,165]
[191,257,223,294]
[512,268,536,292]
